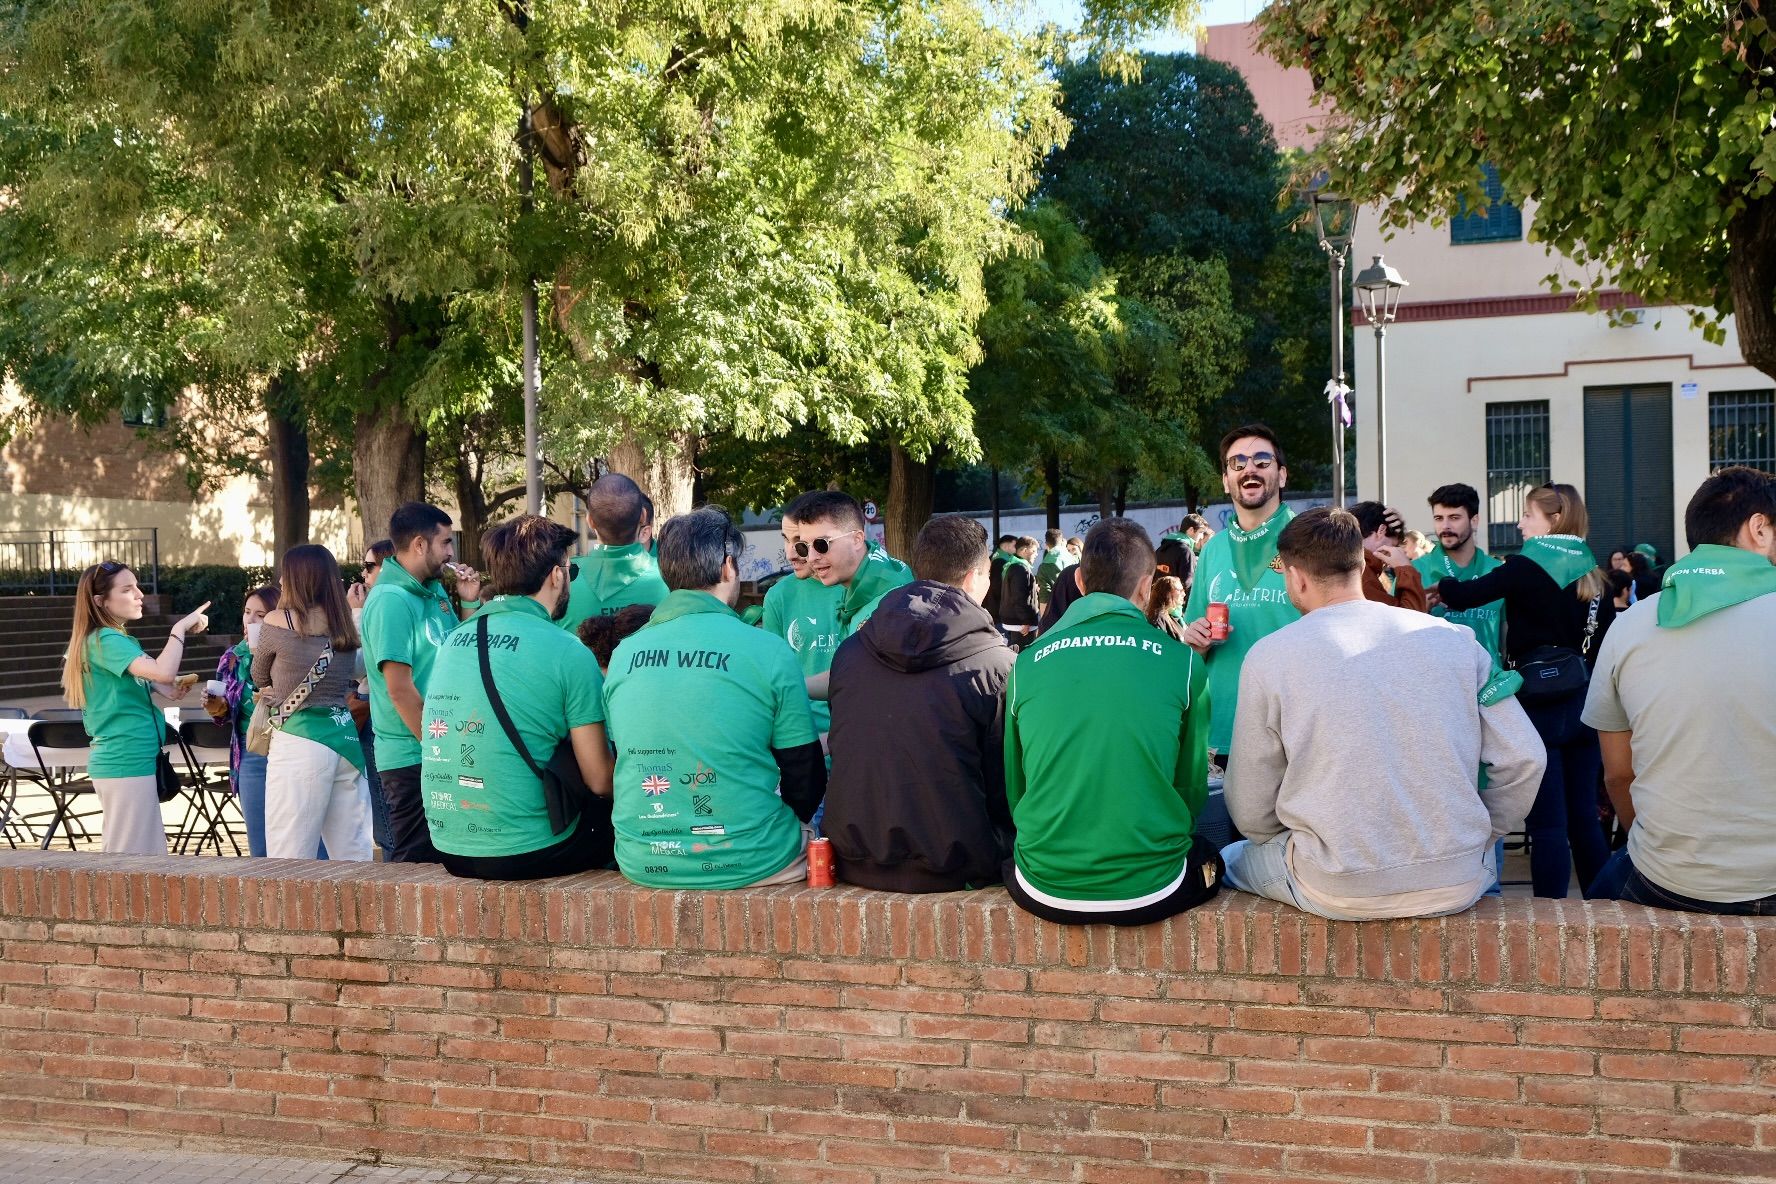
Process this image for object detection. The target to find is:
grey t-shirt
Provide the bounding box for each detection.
[1582,589,1776,902]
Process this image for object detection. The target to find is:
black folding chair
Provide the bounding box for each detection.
[173,720,242,856]
[0,707,28,720]
[1,713,33,847]
[25,720,100,851]
[31,708,85,722]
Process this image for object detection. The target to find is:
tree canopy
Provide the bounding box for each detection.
[1258,0,1776,379]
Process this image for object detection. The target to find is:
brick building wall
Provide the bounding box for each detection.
[0,850,1772,1183]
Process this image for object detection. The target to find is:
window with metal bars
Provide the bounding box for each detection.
[1451,164,1523,245]
[1485,400,1550,552]
[1708,390,1775,472]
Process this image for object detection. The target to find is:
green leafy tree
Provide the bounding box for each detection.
[1258,1,1776,379]
[1039,53,1333,491]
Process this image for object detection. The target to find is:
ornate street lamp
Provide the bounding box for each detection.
[1312,191,1357,507]
[1353,254,1410,506]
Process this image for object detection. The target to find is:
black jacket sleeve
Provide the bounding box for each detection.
[1438,555,1535,612]
[773,741,828,823]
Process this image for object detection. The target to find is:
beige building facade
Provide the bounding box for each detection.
[1204,22,1774,561]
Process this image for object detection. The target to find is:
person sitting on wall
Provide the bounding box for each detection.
[559,473,669,633]
[603,507,827,889]
[1220,508,1546,919]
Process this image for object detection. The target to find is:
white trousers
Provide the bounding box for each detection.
[93,775,168,855]
[264,731,373,861]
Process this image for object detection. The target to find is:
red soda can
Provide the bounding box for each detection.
[807,838,835,888]
[1207,601,1230,643]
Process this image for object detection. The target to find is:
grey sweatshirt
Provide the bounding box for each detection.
[1225,598,1546,899]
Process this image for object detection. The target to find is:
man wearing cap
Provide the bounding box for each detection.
[604,508,827,889]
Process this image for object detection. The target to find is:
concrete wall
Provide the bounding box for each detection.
[2,851,1774,1183]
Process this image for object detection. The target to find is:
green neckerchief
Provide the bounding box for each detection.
[1425,544,1493,581]
[1518,534,1597,590]
[643,588,737,629]
[1004,555,1032,573]
[1159,531,1190,543]
[1226,505,1293,591]
[1656,544,1776,629]
[381,555,455,618]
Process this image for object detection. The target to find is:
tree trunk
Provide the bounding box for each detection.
[266,377,310,567]
[608,430,696,521]
[1114,470,1129,518]
[1097,482,1114,522]
[1729,192,1776,382]
[452,451,490,570]
[990,467,1002,541]
[1043,454,1062,531]
[353,408,426,551]
[886,441,936,562]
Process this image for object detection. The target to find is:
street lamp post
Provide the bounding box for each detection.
[1312,192,1357,508]
[1353,254,1410,506]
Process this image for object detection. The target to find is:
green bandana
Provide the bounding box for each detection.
[1655,544,1776,629]
[1518,534,1597,590]
[1226,506,1293,592]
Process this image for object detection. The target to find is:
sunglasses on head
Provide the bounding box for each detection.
[793,529,862,558]
[1225,452,1277,474]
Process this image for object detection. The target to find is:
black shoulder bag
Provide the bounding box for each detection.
[476,615,597,838]
[1511,594,1602,703]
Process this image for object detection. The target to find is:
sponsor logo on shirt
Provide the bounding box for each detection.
[691,824,726,836]
[427,718,449,739]
[693,795,714,816]
[424,618,449,646]
[1031,635,1169,662]
[456,714,484,734]
[641,775,671,796]
[459,744,475,768]
[457,776,483,790]
[650,840,684,855]
[679,763,717,786]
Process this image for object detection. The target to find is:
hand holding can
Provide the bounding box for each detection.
[1207,601,1231,643]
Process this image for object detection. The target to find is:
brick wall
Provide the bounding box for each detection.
[1,850,1773,1183]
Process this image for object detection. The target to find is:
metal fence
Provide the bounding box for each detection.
[1485,400,1551,553]
[0,529,160,595]
[1709,389,1776,473]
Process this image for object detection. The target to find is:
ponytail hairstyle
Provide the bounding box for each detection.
[278,544,361,650]
[62,560,134,709]
[1146,575,1185,627]
[1525,484,1607,601]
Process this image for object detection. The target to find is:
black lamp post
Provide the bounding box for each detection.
[1312,191,1357,507]
[1353,254,1410,506]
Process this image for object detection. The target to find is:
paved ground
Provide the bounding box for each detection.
[0,1140,642,1184]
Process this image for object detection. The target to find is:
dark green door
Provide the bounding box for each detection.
[1583,384,1674,564]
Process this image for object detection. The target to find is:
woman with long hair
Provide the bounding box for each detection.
[252,544,373,860]
[1145,575,1190,644]
[61,561,210,854]
[203,585,280,856]
[1434,483,1614,896]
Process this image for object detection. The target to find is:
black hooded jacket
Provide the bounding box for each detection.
[824,580,1015,892]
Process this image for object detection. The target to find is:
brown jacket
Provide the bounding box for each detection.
[1362,549,1427,612]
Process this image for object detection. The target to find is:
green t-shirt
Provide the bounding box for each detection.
[603,590,817,889]
[83,628,164,779]
[560,542,670,633]
[760,573,844,734]
[836,546,914,638]
[420,596,607,858]
[1183,505,1301,753]
[1415,545,1505,667]
[361,559,461,769]
[1005,594,1207,901]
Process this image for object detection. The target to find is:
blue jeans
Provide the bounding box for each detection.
[359,719,392,853]
[1522,693,1608,898]
[1589,849,1776,916]
[236,752,269,858]
[236,750,327,860]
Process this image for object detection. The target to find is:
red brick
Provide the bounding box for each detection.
[1602,1054,1755,1085]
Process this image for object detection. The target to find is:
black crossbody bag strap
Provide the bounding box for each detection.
[476,616,547,784]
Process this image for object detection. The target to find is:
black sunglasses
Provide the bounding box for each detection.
[793,529,861,558]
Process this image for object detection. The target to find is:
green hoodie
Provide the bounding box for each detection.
[1414,545,1505,666]
[1183,505,1299,753]
[1656,544,1776,628]
[560,542,669,632]
[761,572,844,733]
[836,546,914,637]
[1005,593,1208,902]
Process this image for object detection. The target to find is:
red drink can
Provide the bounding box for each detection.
[806,838,835,888]
[1207,602,1230,643]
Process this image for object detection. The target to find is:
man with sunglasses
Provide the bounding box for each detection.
[1183,424,1302,768]
[760,492,847,739]
[798,491,914,639]
[560,474,670,633]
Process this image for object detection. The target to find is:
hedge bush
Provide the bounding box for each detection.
[156,563,357,632]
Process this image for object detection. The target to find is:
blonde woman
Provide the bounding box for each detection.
[61,561,209,854]
[1434,483,1613,897]
[253,544,373,860]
